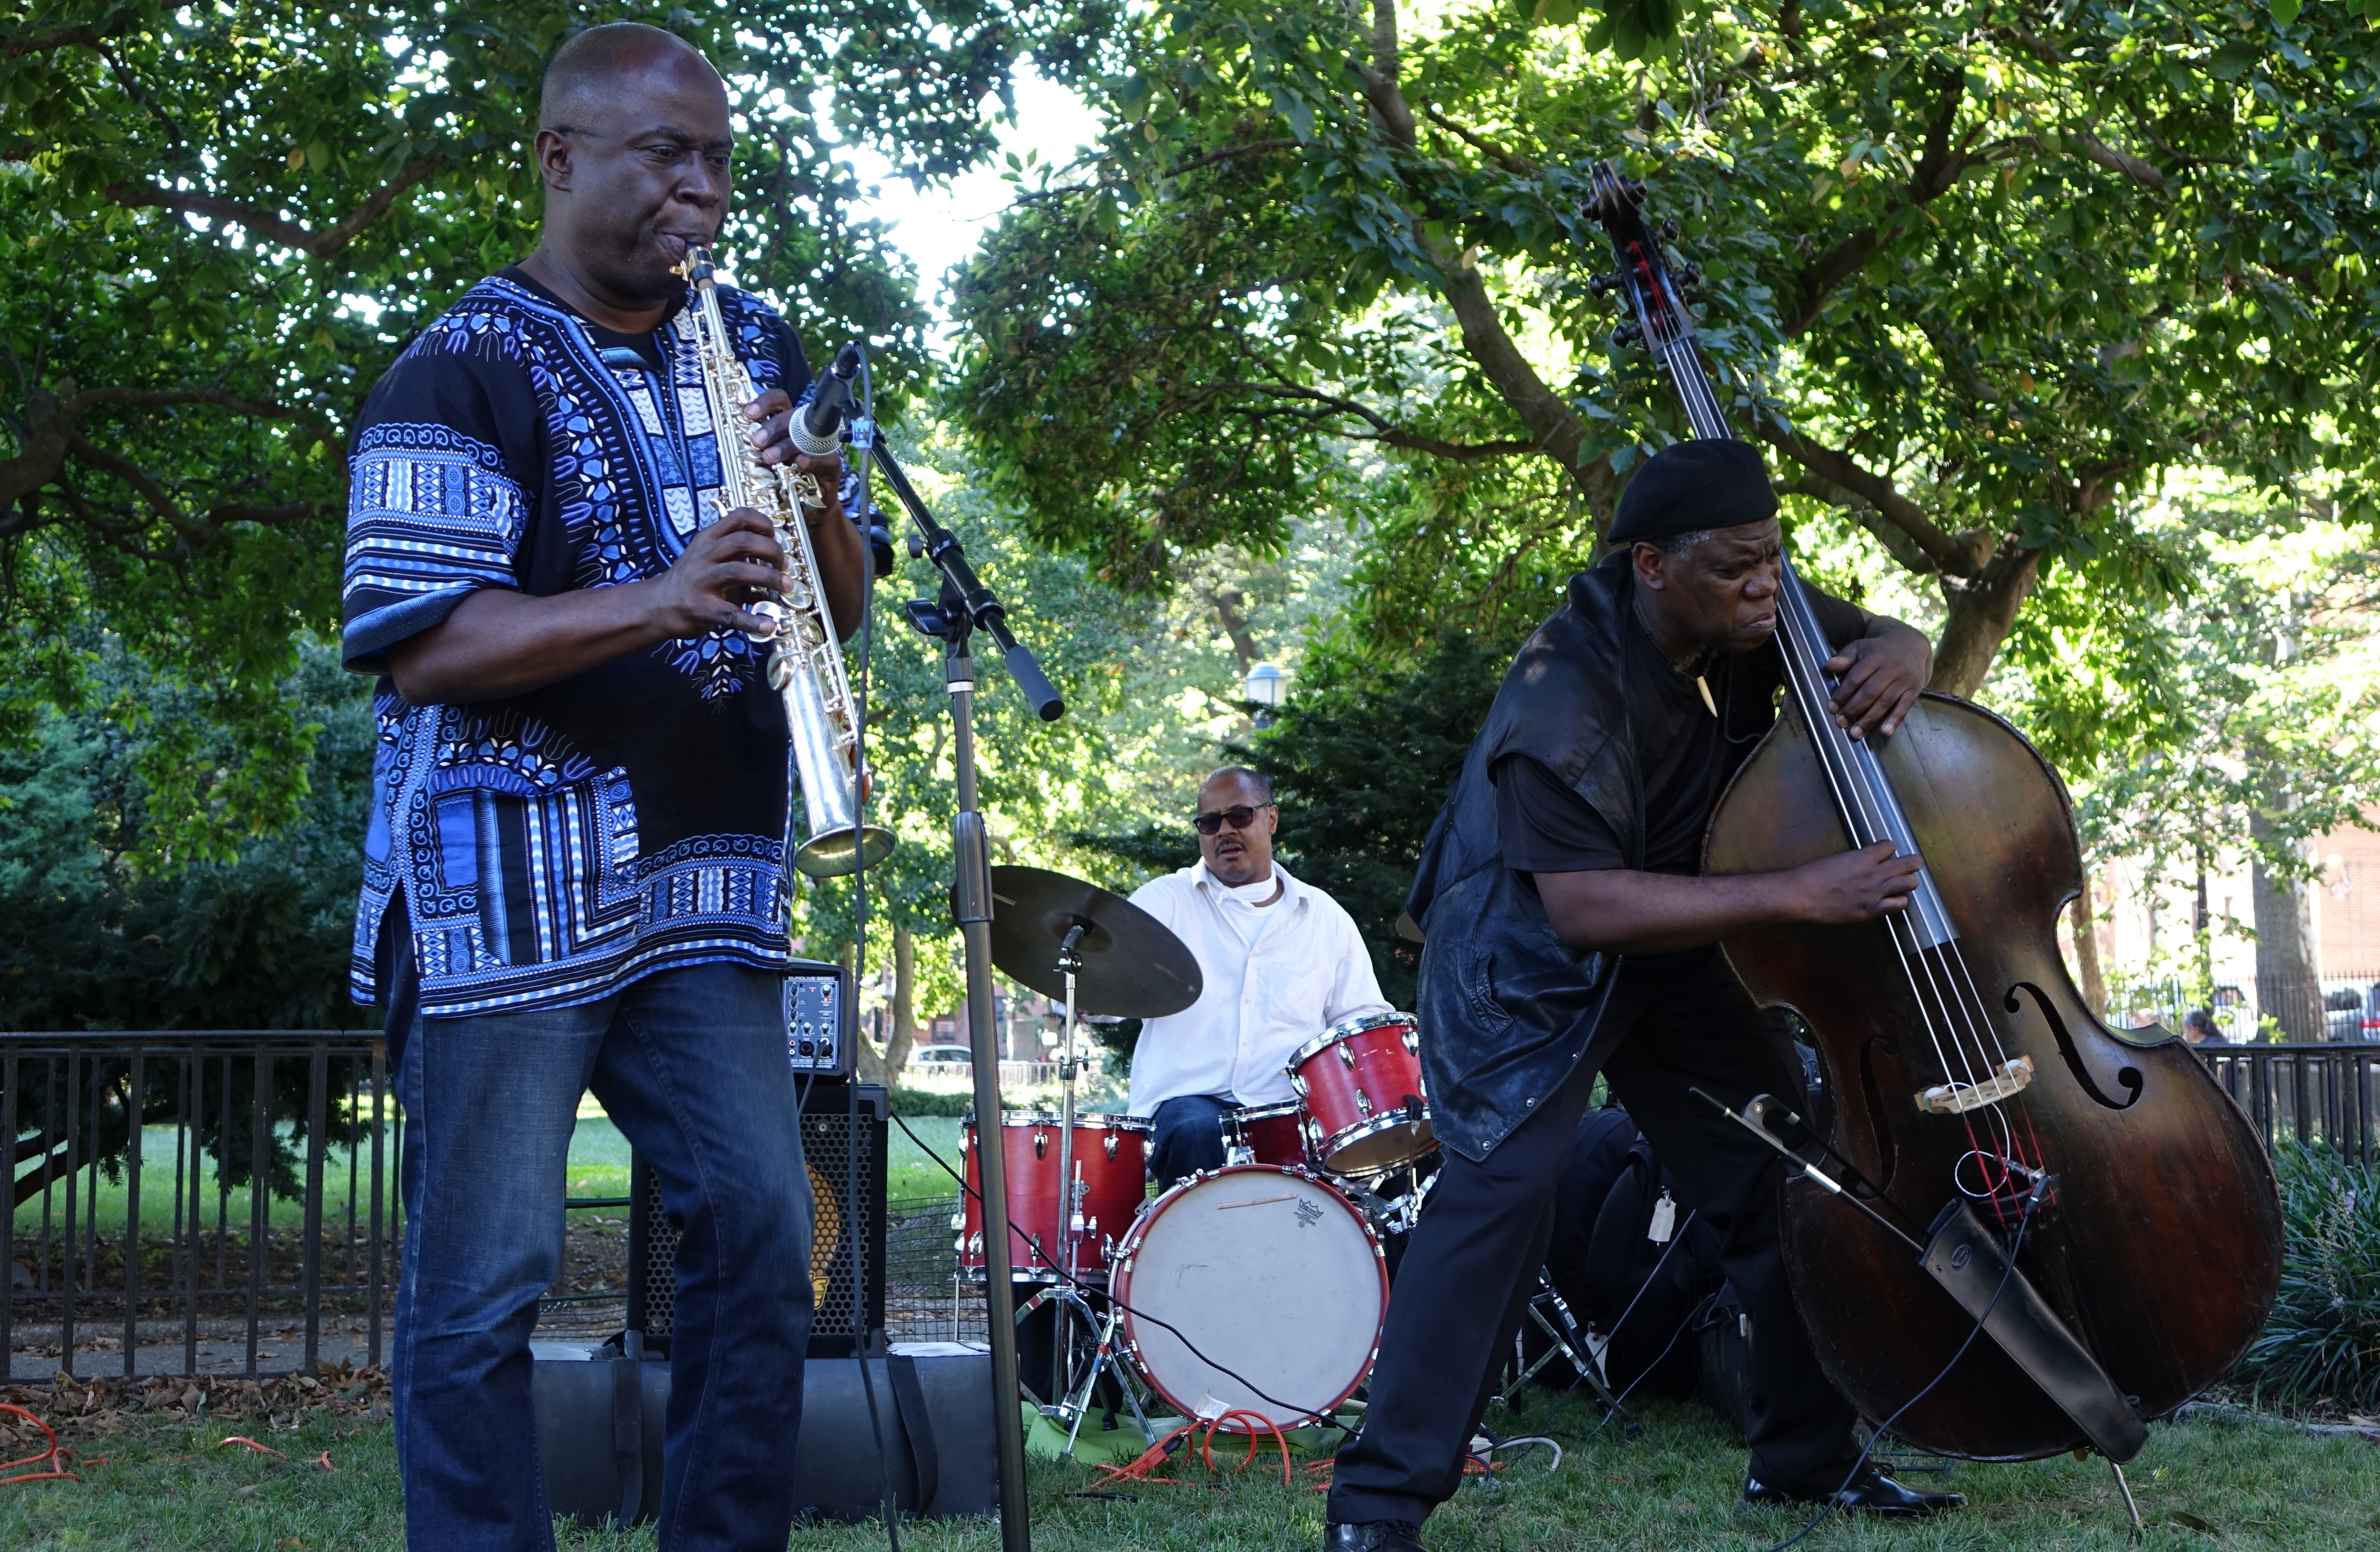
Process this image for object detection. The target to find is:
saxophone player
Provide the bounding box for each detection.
[338,24,866,1550]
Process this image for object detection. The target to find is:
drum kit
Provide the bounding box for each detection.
[956,866,1442,1449]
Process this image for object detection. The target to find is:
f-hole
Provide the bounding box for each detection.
[2007,981,2143,1111]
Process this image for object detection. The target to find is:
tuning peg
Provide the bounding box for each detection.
[1589,271,1622,298]
[1624,177,1646,204]
[1676,263,1704,292]
[1658,218,1680,242]
[1613,321,1644,348]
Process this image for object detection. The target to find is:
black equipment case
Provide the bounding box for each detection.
[532,1338,999,1526]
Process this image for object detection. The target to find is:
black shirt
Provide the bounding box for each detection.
[1493,588,1868,876]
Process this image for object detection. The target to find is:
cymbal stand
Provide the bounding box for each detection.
[1035,926,1155,1455]
[886,440,1059,1552]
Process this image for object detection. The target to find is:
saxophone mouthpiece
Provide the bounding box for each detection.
[676,247,717,285]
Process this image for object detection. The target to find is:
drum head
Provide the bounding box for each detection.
[1114,1166,1386,1428]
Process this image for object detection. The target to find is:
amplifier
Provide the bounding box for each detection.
[626,1081,888,1359]
[786,960,848,1078]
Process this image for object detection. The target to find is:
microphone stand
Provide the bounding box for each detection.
[877,438,1059,1552]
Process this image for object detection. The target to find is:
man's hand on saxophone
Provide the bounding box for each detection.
[737,382,868,636]
[385,487,866,708]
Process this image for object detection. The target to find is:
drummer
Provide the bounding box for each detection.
[1126,766,1391,1185]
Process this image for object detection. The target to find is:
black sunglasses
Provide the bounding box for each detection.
[1193,804,1273,836]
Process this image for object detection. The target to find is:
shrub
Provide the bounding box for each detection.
[2241,1137,2380,1411]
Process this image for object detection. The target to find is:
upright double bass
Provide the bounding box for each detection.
[1582,166,2282,1461]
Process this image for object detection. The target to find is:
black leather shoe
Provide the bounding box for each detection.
[1323,1521,1430,1552]
[1744,1467,1965,1518]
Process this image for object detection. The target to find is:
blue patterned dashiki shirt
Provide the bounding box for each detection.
[341,267,835,1018]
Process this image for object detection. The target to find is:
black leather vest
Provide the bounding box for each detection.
[1406,551,1779,1160]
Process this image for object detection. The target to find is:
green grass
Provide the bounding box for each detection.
[3,1394,2375,1550]
[888,1115,964,1204]
[10,1114,635,1240]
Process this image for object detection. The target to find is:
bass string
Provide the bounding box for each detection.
[1782,557,2035,1191]
[1656,346,1984,1099]
[1649,246,2045,1214]
[1775,565,1991,1102]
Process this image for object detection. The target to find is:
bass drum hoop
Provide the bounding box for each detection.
[1109,1164,1387,1430]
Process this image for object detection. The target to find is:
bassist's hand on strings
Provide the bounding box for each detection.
[1787,840,1925,924]
[1823,624,1931,739]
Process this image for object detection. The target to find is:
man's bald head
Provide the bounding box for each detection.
[540,22,721,133]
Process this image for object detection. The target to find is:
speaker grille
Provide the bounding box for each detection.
[626,1084,886,1355]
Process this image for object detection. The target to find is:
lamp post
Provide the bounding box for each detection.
[1243,661,1287,728]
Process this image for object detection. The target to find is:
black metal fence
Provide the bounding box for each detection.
[9,1032,2371,1380]
[2197,1042,2380,1166]
[2,1031,396,1383]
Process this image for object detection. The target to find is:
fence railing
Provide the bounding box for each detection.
[2,1030,397,1383]
[2196,1042,2380,1166]
[10,1032,2370,1380]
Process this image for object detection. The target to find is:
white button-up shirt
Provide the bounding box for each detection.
[1125,859,1391,1115]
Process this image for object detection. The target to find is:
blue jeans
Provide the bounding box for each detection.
[393,962,813,1552]
[1148,1094,1233,1186]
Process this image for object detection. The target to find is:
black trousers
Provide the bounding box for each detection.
[1327,951,1858,1524]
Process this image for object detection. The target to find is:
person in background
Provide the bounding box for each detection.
[1126,766,1391,1184]
[2184,1008,2222,1045]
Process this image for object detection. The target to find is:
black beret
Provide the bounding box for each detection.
[1607,439,1778,545]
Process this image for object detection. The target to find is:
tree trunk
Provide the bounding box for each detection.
[1930,547,2042,698]
[884,927,918,1081]
[2250,806,2323,1042]
[1204,584,1261,678]
[2069,871,2107,1018]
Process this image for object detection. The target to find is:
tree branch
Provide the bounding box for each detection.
[1165,139,1299,179]
[0,11,137,58]
[1343,45,1617,518]
[1754,418,1979,577]
[1775,472,1942,576]
[111,156,445,259]
[2073,123,2166,194]
[0,382,334,550]
[1421,107,1538,178]
[1215,381,1535,461]
[1782,69,1971,339]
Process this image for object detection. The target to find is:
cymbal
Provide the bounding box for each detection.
[984,866,1203,1018]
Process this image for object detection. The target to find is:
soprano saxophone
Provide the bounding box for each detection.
[676,249,892,879]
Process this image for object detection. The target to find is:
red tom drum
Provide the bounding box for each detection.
[957,1112,1149,1282]
[1286,1012,1437,1177]
[1224,1100,1310,1168]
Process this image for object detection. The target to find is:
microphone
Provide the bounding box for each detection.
[792,343,864,457]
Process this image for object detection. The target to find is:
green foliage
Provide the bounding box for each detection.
[1,0,1113,860]
[946,0,2380,741]
[2243,1137,2380,1411]
[886,1084,975,1117]
[2022,500,2380,883]
[1241,626,1522,1006]
[0,638,376,1032]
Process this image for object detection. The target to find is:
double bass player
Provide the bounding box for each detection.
[1322,441,1964,1551]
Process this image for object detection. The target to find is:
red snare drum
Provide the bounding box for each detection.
[957,1113,1149,1282]
[1286,1012,1437,1177]
[1224,1100,1309,1168]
